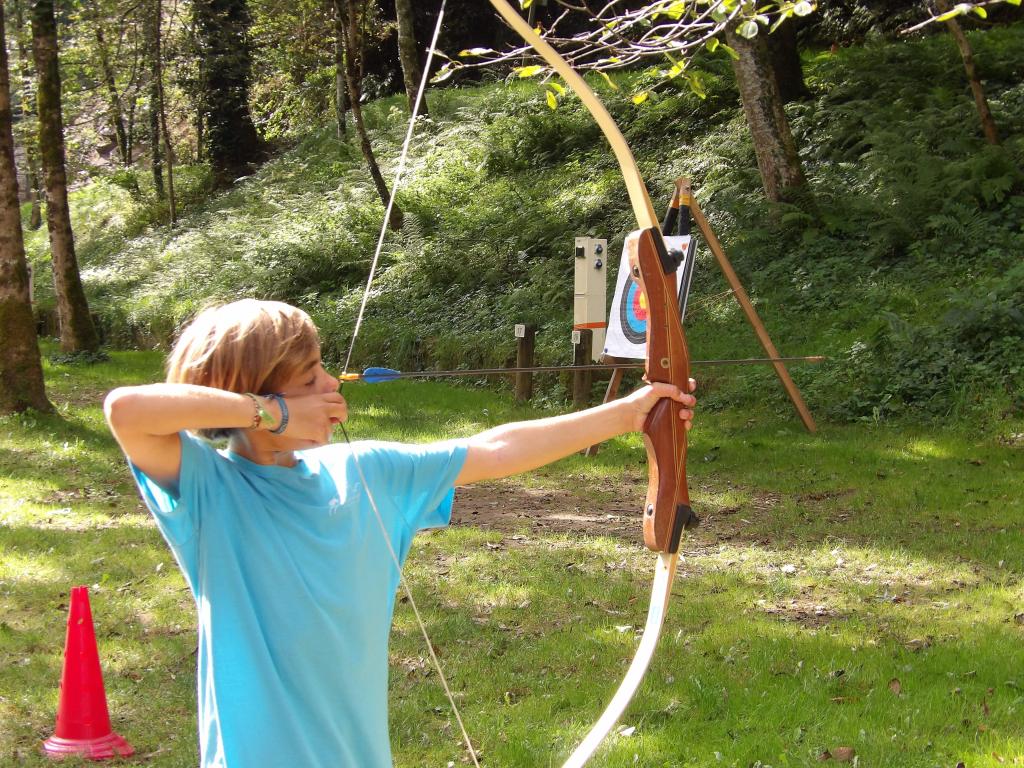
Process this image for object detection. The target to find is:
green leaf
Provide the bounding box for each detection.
[598,71,619,91]
[658,1,688,19]
[705,38,720,53]
[632,91,649,105]
[793,1,814,16]
[737,19,759,39]
[720,43,740,60]
[548,82,566,96]
[546,90,558,110]
[769,12,791,34]
[666,60,687,79]
[972,5,987,17]
[430,64,456,83]
[514,65,545,78]
[458,47,493,57]
[685,72,707,99]
[936,3,971,21]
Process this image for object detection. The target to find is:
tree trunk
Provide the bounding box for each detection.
[95,27,130,165]
[332,1,347,138]
[725,23,808,204]
[394,0,426,116]
[766,21,809,103]
[194,0,265,187]
[153,0,176,223]
[32,0,99,353]
[0,4,51,413]
[935,0,1000,145]
[12,0,42,229]
[146,3,164,198]
[337,0,401,230]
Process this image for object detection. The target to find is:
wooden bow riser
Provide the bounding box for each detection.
[628,228,699,554]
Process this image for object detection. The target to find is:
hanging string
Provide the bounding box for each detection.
[336,3,480,766]
[342,1,446,377]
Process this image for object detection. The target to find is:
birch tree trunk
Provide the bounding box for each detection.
[146,1,164,198]
[935,0,1000,145]
[32,0,99,353]
[394,0,427,116]
[336,0,401,230]
[194,0,265,187]
[154,0,176,223]
[725,23,808,203]
[765,22,809,104]
[12,0,42,229]
[1,4,50,413]
[95,27,130,165]
[333,1,347,138]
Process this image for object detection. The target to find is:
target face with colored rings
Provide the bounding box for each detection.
[619,276,648,344]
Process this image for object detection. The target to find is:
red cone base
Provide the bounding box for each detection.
[42,732,134,760]
[42,586,134,761]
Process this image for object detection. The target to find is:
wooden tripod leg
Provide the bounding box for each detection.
[584,356,627,456]
[682,180,818,433]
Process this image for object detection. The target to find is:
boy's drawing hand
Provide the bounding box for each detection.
[276,392,348,446]
[620,380,697,433]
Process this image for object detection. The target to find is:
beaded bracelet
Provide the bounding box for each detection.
[243,393,271,429]
[268,394,289,435]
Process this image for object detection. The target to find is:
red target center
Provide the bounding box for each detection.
[631,290,648,322]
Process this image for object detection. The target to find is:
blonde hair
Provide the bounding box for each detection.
[167,300,320,439]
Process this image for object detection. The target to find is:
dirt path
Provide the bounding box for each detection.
[449,477,786,550]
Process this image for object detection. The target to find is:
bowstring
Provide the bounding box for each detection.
[336,3,481,766]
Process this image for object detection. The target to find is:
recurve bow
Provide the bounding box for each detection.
[485,2,698,765]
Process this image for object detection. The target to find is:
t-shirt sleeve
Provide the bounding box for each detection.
[129,431,216,549]
[353,439,468,533]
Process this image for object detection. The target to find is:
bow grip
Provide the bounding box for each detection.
[628,229,699,554]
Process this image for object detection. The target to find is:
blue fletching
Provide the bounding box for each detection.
[361,367,402,383]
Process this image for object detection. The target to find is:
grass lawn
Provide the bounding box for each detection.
[1,350,1022,766]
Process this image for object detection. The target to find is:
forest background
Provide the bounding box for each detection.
[0,0,1021,423]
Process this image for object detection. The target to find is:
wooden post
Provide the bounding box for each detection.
[572,329,593,409]
[584,355,628,456]
[680,178,817,433]
[514,324,535,403]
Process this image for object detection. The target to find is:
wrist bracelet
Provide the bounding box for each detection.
[243,393,272,429]
[269,394,289,435]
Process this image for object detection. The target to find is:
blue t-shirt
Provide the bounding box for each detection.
[130,433,468,768]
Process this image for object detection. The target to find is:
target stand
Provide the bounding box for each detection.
[585,177,817,456]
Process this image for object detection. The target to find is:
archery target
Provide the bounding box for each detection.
[619,276,648,345]
[604,235,696,360]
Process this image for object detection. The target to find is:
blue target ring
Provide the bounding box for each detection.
[619,277,648,345]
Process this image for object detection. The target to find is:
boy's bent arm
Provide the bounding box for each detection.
[455,383,694,485]
[104,384,264,489]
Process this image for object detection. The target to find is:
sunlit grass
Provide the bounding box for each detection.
[2,348,1022,766]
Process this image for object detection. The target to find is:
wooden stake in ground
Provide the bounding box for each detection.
[681,178,817,433]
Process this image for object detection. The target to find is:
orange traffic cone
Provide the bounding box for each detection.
[42,586,134,760]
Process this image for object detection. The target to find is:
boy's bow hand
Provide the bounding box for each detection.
[622,380,697,433]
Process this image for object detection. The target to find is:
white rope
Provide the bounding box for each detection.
[337,3,481,765]
[342,0,447,376]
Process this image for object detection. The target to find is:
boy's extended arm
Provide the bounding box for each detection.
[455,382,695,485]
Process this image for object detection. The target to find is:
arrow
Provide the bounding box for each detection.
[339,356,825,383]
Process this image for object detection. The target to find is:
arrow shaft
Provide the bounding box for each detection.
[343,356,824,382]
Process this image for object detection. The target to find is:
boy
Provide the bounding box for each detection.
[105,299,695,767]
